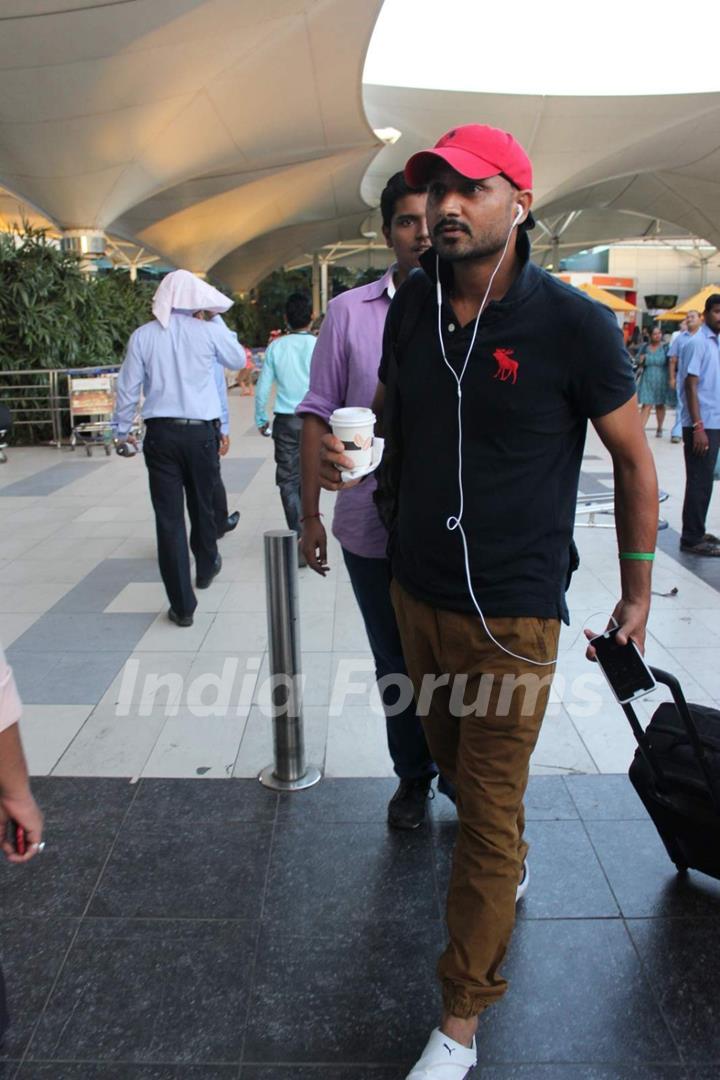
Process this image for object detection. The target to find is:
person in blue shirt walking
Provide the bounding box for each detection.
[114,270,246,625]
[668,310,701,442]
[678,294,720,556]
[255,293,315,553]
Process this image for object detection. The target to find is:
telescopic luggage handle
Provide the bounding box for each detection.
[622,667,720,815]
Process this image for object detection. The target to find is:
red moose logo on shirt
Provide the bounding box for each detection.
[493,347,519,384]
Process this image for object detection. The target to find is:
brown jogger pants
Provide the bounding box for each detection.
[391,581,560,1019]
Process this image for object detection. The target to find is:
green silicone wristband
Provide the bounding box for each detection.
[618,552,655,561]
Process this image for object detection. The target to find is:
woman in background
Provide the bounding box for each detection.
[237,346,255,396]
[637,326,670,437]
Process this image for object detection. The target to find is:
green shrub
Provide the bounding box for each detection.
[0,227,154,442]
[0,226,153,371]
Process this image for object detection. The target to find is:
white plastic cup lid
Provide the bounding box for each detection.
[330,407,375,427]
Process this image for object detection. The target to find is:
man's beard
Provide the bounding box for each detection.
[433,223,509,263]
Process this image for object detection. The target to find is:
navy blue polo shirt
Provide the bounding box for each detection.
[378,234,636,622]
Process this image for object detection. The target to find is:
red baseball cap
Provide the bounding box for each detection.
[405,124,532,190]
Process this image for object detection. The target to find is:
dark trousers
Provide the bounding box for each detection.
[342,547,435,780]
[143,420,220,616]
[681,427,720,546]
[213,475,229,537]
[272,413,302,535]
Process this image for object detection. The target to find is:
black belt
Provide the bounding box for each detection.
[147,417,219,427]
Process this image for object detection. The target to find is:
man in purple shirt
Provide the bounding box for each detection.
[297,172,440,830]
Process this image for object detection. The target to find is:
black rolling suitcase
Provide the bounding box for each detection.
[624,667,720,879]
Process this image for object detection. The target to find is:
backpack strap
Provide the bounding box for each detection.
[374,269,434,547]
[394,267,434,357]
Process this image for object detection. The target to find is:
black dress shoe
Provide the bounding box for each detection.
[220,510,240,537]
[387,776,433,830]
[196,554,222,588]
[168,608,193,627]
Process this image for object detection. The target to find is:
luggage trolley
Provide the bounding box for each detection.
[67,367,119,456]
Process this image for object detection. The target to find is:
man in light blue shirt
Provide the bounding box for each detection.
[678,295,720,556]
[114,312,244,438]
[668,309,701,441]
[113,270,245,625]
[255,292,315,544]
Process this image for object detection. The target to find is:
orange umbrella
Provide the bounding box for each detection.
[576,282,637,312]
[656,284,720,321]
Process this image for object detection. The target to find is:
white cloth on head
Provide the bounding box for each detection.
[152,269,233,329]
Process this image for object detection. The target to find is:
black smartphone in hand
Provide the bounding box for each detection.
[590,626,656,705]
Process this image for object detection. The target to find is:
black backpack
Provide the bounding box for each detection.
[0,403,11,435]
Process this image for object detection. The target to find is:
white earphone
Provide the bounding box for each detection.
[434,203,556,668]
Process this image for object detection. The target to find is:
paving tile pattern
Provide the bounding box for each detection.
[215,459,265,494]
[0,461,106,498]
[3,416,720,779]
[1,392,719,1076]
[0,774,718,1077]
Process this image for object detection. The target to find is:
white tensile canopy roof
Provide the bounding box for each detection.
[0,0,384,288]
[362,84,720,266]
[1,1,719,290]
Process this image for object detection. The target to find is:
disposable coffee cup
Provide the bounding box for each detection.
[330,407,375,470]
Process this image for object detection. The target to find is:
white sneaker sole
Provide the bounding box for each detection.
[516,860,529,902]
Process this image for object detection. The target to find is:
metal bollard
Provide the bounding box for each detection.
[258,530,322,791]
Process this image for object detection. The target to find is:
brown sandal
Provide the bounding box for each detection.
[680,540,720,556]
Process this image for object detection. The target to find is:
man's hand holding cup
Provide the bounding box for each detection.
[319,433,362,491]
[319,407,376,491]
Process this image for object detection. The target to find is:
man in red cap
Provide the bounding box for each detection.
[319,124,658,1078]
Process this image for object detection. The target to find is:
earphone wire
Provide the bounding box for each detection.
[436,212,557,667]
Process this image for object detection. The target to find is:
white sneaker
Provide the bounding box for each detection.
[516,860,529,902]
[406,1027,477,1078]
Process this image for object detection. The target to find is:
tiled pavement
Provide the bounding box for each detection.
[0,774,719,1078]
[2,395,720,1076]
[1,396,719,780]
